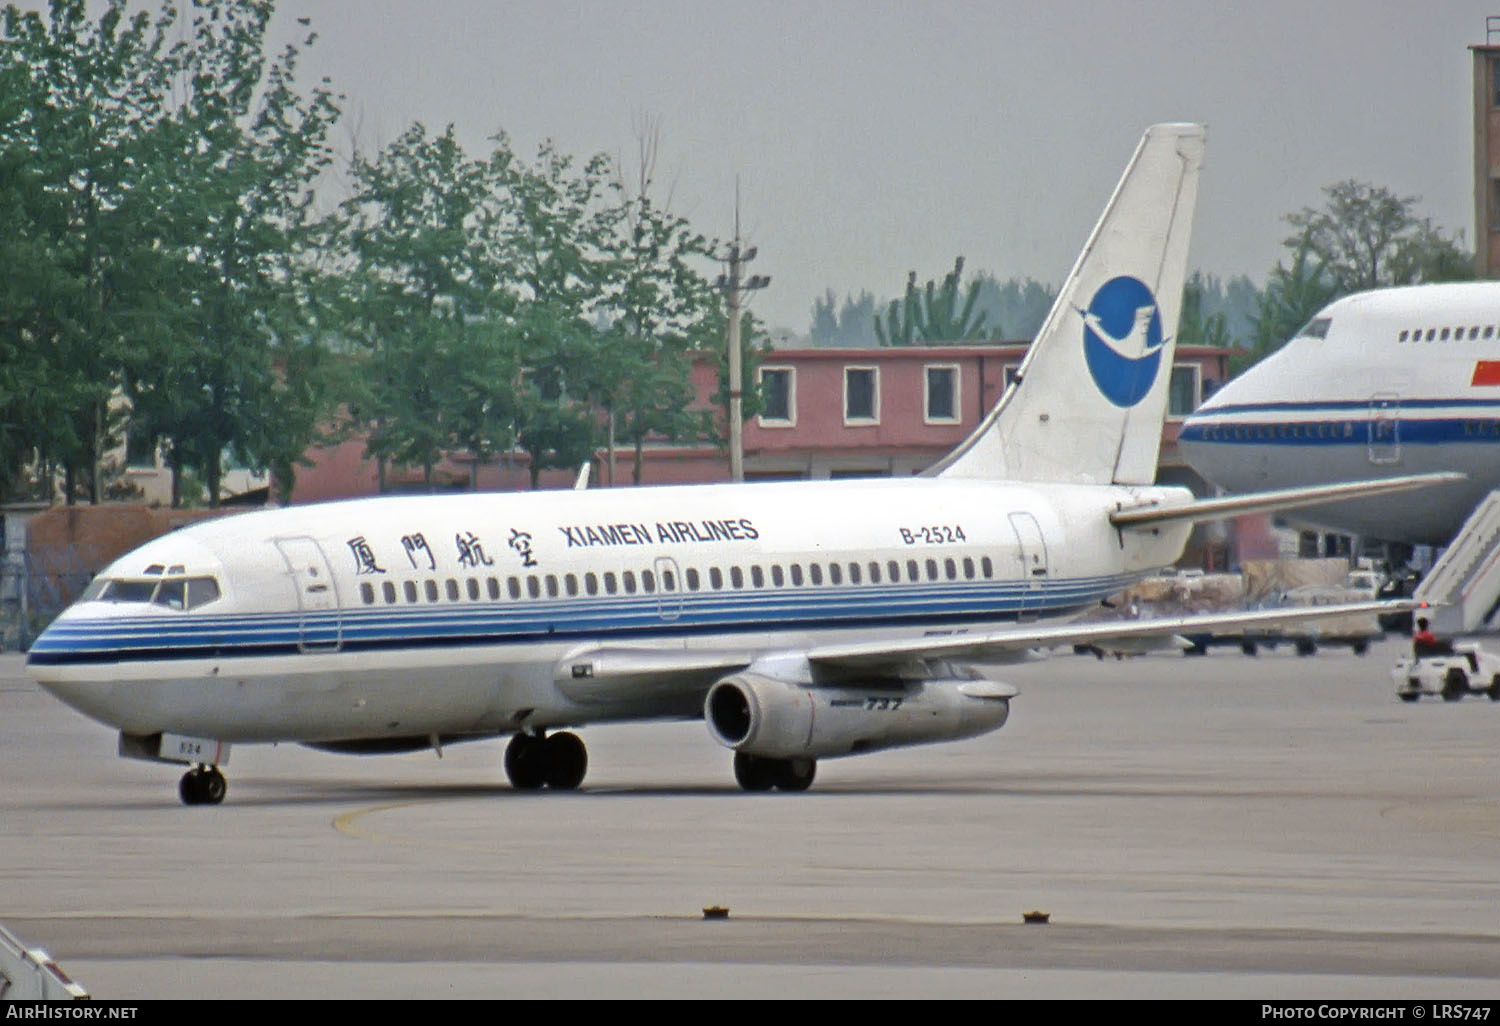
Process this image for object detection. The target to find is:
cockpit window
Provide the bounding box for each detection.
[1295,317,1332,340]
[101,579,158,603]
[95,576,221,610]
[152,580,187,610]
[187,577,220,608]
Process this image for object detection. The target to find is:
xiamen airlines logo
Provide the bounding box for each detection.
[1078,275,1166,408]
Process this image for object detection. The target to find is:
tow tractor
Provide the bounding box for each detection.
[1391,641,1500,702]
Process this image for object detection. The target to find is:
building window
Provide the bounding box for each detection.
[758,366,795,426]
[924,364,960,423]
[844,366,879,424]
[1168,365,1200,418]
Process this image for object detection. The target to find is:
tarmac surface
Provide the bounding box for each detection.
[3,637,1499,999]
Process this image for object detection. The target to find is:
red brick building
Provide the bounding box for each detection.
[287,342,1234,502]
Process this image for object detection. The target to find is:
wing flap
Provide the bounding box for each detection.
[806,599,1414,670]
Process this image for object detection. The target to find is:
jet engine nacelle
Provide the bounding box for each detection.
[704,672,1015,760]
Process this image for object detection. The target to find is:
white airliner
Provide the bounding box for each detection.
[1179,282,1500,545]
[26,125,1445,805]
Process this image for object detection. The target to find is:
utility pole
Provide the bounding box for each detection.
[714,200,770,481]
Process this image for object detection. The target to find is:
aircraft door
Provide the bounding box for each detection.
[653,556,683,622]
[1368,392,1401,465]
[1008,512,1051,618]
[274,536,343,652]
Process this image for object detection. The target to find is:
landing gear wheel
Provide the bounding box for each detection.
[733,752,777,792]
[1489,677,1500,701]
[1352,641,1369,656]
[543,732,588,790]
[505,733,547,790]
[1295,639,1317,657]
[1442,668,1469,702]
[1398,692,1421,703]
[1241,640,1258,656]
[772,757,817,792]
[179,765,226,806]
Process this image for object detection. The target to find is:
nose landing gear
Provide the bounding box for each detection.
[179,764,227,806]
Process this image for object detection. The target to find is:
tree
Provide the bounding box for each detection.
[808,289,879,347]
[875,256,995,345]
[1242,243,1338,373]
[340,123,510,491]
[122,0,342,506]
[1284,180,1472,294]
[1178,271,1233,350]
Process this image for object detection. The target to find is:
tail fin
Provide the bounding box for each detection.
[930,123,1205,485]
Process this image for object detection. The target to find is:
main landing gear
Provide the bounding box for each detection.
[504,731,588,791]
[733,752,816,792]
[179,764,227,806]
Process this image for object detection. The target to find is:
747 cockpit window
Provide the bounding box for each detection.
[1295,317,1332,340]
[90,576,222,610]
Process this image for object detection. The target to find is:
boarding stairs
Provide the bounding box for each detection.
[1415,489,1500,634]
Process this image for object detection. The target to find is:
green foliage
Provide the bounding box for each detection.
[1241,243,1339,374]
[1284,179,1472,294]
[809,289,879,347]
[1178,271,1233,350]
[875,256,996,345]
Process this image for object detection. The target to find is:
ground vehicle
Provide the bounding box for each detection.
[1391,641,1500,702]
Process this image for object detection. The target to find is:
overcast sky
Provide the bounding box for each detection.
[266,0,1500,336]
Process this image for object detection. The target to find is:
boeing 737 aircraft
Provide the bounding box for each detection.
[26,125,1445,805]
[1179,282,1500,544]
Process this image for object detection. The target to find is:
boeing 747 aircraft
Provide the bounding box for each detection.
[26,125,1445,804]
[1179,282,1498,545]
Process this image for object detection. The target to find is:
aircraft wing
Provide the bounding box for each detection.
[803,599,1414,670]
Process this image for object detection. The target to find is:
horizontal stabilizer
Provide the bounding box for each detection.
[1109,472,1465,529]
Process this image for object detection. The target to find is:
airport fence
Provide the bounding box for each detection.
[0,548,91,652]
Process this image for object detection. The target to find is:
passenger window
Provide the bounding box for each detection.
[662,570,676,591]
[828,563,842,585]
[1471,327,1481,340]
[642,570,655,593]
[907,559,919,581]
[730,566,744,589]
[888,560,900,581]
[467,578,480,600]
[404,581,419,603]
[360,582,375,605]
[527,576,540,599]
[791,564,804,586]
[546,575,559,598]
[565,574,579,597]
[771,565,784,587]
[685,568,700,591]
[963,557,975,580]
[1426,329,1436,341]
[981,556,994,578]
[446,579,460,601]
[709,567,723,590]
[508,577,521,600]
[622,571,636,594]
[926,559,939,581]
[382,581,397,604]
[810,564,823,585]
[944,558,957,580]
[751,566,764,588]
[1441,327,1451,340]
[1487,326,1495,339]
[604,572,618,595]
[586,572,599,596]
[487,577,500,600]
[1399,330,1408,342]
[868,562,881,584]
[425,580,439,602]
[848,562,861,584]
